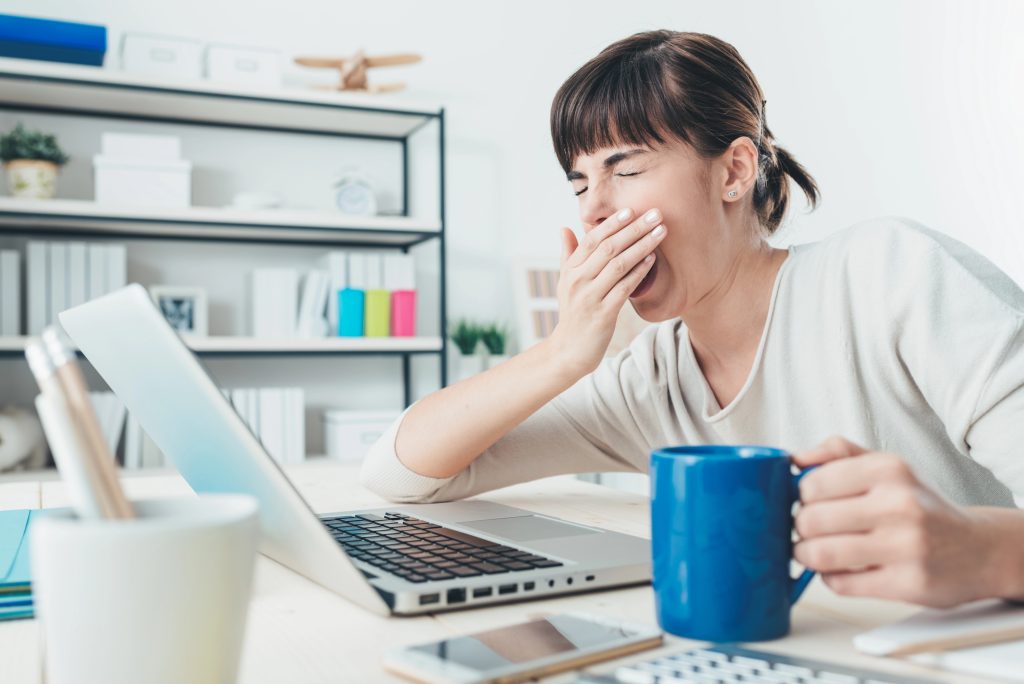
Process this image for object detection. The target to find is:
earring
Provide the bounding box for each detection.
[728,190,738,198]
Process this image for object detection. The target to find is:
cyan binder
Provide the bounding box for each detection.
[0,508,40,621]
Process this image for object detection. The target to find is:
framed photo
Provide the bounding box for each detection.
[148,286,208,337]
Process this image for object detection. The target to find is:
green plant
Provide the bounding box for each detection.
[449,319,481,355]
[0,124,70,165]
[480,323,508,355]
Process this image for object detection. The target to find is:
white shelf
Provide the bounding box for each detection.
[0,198,441,246]
[0,335,443,356]
[0,57,440,138]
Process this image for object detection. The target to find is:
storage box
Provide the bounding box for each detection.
[93,155,192,208]
[323,410,400,462]
[205,44,282,88]
[120,32,203,80]
[0,13,106,67]
[101,132,181,161]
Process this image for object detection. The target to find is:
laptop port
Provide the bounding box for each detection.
[498,584,517,595]
[523,581,535,591]
[585,575,595,582]
[419,593,440,606]
[566,577,573,585]
[446,588,466,604]
[473,587,493,598]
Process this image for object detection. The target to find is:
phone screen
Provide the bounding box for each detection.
[407,614,638,673]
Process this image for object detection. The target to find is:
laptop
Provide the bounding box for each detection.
[58,284,651,616]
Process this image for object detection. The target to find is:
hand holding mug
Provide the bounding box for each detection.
[793,435,1000,608]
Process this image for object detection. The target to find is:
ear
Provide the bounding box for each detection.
[718,136,759,203]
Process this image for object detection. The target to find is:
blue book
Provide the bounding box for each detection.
[0,14,107,66]
[0,508,41,621]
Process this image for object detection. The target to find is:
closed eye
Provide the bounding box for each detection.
[573,171,642,197]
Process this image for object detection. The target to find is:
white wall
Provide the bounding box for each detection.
[3,0,1023,462]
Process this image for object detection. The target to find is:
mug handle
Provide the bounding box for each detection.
[789,466,817,604]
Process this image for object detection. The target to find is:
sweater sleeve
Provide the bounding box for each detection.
[359,325,672,503]
[866,220,1024,505]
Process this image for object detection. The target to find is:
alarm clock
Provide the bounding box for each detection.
[332,170,378,216]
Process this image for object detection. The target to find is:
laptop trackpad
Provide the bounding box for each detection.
[461,515,599,542]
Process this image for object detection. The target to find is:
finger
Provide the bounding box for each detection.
[578,210,664,280]
[566,207,643,268]
[792,435,869,468]
[794,533,888,573]
[592,222,667,296]
[560,228,578,267]
[601,253,656,307]
[795,495,879,539]
[800,452,915,504]
[821,568,907,602]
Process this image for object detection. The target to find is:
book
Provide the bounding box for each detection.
[296,270,330,338]
[87,243,107,301]
[67,242,88,308]
[26,241,47,335]
[48,242,67,327]
[320,251,348,335]
[0,250,20,335]
[107,244,127,292]
[258,388,284,463]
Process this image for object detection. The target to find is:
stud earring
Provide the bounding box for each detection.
[728,190,738,198]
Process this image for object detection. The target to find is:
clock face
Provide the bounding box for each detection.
[335,181,377,216]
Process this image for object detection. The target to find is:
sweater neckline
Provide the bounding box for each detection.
[683,245,796,423]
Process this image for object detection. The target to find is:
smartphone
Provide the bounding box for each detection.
[382,612,663,684]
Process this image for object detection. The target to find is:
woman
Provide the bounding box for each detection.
[362,31,1024,608]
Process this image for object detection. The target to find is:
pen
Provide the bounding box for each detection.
[40,328,134,519]
[25,341,116,520]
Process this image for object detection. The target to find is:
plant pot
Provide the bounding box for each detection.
[454,352,485,382]
[5,160,58,199]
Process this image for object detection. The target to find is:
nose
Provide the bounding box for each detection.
[579,189,616,233]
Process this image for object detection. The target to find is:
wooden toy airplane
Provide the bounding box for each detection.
[294,50,422,93]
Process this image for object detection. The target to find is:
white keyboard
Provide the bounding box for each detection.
[576,644,936,684]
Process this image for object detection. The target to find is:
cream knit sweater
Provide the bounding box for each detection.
[361,217,1024,508]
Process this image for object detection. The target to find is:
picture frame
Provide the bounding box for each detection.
[148,285,208,337]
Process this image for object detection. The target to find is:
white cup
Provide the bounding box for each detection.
[31,494,260,684]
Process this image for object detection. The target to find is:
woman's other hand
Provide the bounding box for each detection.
[547,207,666,376]
[792,435,1011,608]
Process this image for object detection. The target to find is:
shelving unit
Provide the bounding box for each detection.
[0,57,448,413]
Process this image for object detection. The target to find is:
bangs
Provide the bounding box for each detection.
[550,49,693,175]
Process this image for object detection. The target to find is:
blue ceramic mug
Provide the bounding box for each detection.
[650,445,815,642]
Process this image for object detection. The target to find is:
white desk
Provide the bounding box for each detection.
[0,461,989,683]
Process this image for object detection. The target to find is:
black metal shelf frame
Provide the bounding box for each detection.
[0,69,449,406]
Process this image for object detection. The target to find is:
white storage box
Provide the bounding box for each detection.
[120,33,204,80]
[93,155,192,208]
[100,132,181,161]
[324,410,400,462]
[205,44,282,87]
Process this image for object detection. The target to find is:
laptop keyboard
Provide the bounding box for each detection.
[576,644,936,683]
[322,512,564,583]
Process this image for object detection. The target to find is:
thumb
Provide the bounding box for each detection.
[792,435,869,468]
[560,227,578,266]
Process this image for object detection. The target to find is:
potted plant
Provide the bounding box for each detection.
[480,323,510,369]
[449,319,484,381]
[0,123,70,200]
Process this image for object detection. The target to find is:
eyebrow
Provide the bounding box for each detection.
[566,149,649,181]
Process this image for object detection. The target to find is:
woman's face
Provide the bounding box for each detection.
[568,136,751,322]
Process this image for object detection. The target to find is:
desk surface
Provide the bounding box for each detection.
[0,461,990,683]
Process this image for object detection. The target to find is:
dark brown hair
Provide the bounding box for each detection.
[550,30,819,234]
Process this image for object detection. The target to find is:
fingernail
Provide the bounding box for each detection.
[644,254,655,262]
[617,208,632,221]
[645,209,660,224]
[651,224,665,238]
